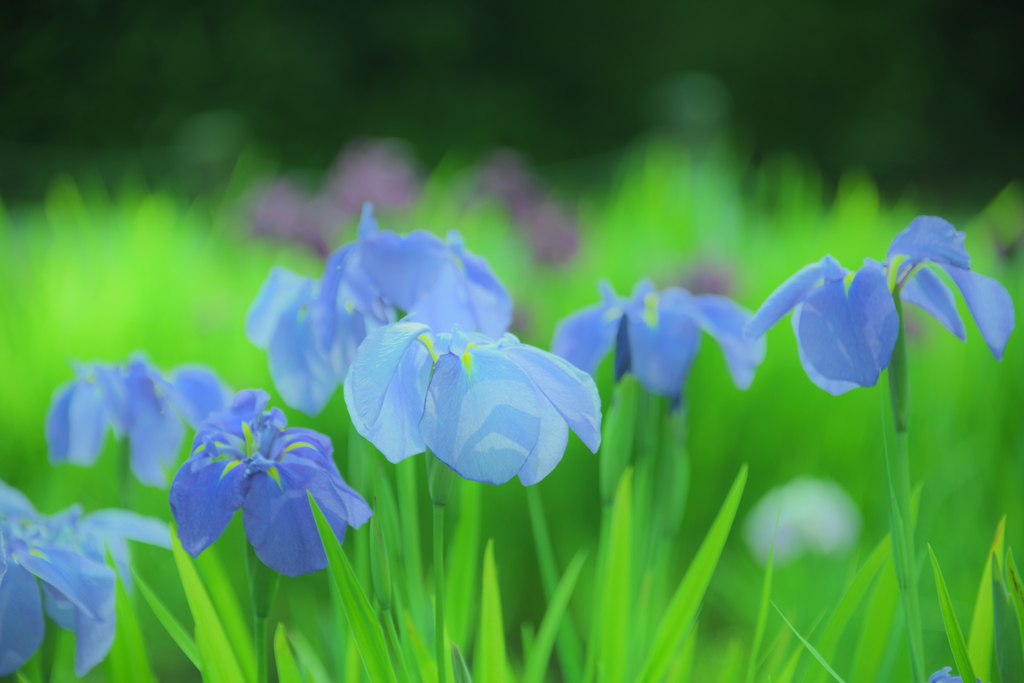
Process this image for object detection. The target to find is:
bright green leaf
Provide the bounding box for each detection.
[993,557,1024,683]
[600,468,632,683]
[967,516,1004,681]
[745,517,777,683]
[132,567,202,669]
[929,545,977,683]
[635,465,747,683]
[523,551,587,683]
[196,544,257,683]
[849,558,899,683]
[480,539,507,683]
[288,628,335,683]
[274,623,303,683]
[453,644,474,683]
[773,605,846,683]
[106,557,153,683]
[447,480,482,647]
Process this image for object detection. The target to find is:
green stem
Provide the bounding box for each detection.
[886,294,925,683]
[433,505,447,683]
[384,607,414,683]
[118,437,132,508]
[582,507,613,683]
[247,542,280,683]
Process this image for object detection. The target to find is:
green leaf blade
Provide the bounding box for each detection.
[929,544,977,683]
[967,516,1004,681]
[523,551,587,683]
[274,623,304,683]
[132,568,202,669]
[480,539,507,683]
[599,468,632,683]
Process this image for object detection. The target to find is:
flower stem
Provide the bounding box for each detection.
[886,294,925,683]
[433,504,447,683]
[117,437,132,508]
[247,542,280,683]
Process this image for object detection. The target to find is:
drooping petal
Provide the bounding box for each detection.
[436,232,513,337]
[347,321,431,429]
[42,583,76,630]
[791,305,861,395]
[0,478,38,520]
[242,459,371,577]
[550,288,621,377]
[516,393,570,486]
[498,343,602,452]
[168,365,232,429]
[0,563,44,676]
[123,360,185,487]
[625,295,702,399]
[246,267,310,349]
[343,340,431,463]
[745,256,845,340]
[314,242,356,351]
[91,364,131,434]
[887,216,970,270]
[900,267,966,341]
[168,458,249,558]
[198,389,271,441]
[267,292,338,416]
[14,544,114,623]
[325,305,368,384]
[71,598,116,677]
[419,349,541,485]
[79,510,171,549]
[681,292,767,390]
[360,229,450,311]
[796,261,899,389]
[941,264,1016,361]
[45,379,109,467]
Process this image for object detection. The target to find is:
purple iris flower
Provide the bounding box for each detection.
[928,666,980,683]
[248,203,512,415]
[168,389,371,577]
[0,479,170,677]
[345,322,601,486]
[551,279,765,401]
[744,216,1016,395]
[44,356,231,487]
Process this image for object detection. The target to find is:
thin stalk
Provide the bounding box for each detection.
[582,507,613,683]
[886,294,925,683]
[384,607,414,683]
[247,542,280,683]
[117,437,132,508]
[254,614,268,683]
[434,505,447,683]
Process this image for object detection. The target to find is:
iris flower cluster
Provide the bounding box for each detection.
[247,203,512,416]
[45,355,231,487]
[745,216,1015,394]
[552,278,766,401]
[169,389,371,576]
[0,480,170,676]
[345,322,601,486]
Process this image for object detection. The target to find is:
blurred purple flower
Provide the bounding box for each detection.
[679,261,736,297]
[249,179,334,258]
[477,149,580,265]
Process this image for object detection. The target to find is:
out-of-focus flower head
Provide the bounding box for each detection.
[679,261,736,297]
[45,356,232,487]
[250,179,334,257]
[324,138,422,218]
[927,666,980,683]
[247,203,512,415]
[345,322,601,486]
[745,216,1016,395]
[477,149,580,265]
[169,389,371,577]
[743,477,861,566]
[552,278,765,402]
[0,479,170,676]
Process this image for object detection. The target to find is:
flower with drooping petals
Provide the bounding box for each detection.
[0,480,170,677]
[169,389,371,576]
[345,322,601,486]
[551,279,765,401]
[744,216,1015,395]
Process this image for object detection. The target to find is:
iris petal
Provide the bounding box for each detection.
[46,379,109,467]
[498,344,601,452]
[242,458,371,577]
[267,292,337,416]
[625,299,701,399]
[673,290,766,391]
[791,305,861,395]
[0,563,44,676]
[80,510,172,549]
[168,458,249,558]
[0,480,36,519]
[887,216,970,269]
[348,321,431,428]
[551,298,621,376]
[246,267,310,349]
[168,365,231,429]
[900,267,966,341]
[71,597,116,677]
[745,256,842,340]
[15,544,113,622]
[941,264,1016,361]
[420,349,541,485]
[796,261,898,389]
[516,394,570,486]
[361,230,450,311]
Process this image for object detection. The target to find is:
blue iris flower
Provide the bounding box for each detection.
[0,479,170,677]
[744,216,1016,395]
[927,666,980,683]
[248,202,511,416]
[551,279,766,401]
[345,321,602,486]
[169,389,371,577]
[45,355,231,487]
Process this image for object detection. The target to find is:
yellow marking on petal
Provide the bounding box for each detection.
[888,254,907,292]
[28,548,49,561]
[242,422,254,457]
[601,306,624,323]
[194,443,207,454]
[843,271,856,296]
[284,441,315,453]
[267,466,282,488]
[344,300,356,313]
[643,292,659,328]
[452,253,466,273]
[221,460,242,479]
[462,348,473,376]
[418,334,439,362]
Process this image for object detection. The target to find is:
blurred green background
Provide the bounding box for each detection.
[1,3,1023,681]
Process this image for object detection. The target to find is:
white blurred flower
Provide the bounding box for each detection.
[743,477,861,566]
